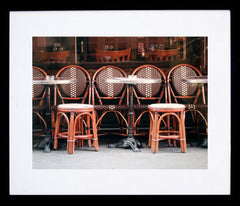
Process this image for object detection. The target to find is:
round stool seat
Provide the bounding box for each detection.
[148,103,185,112]
[57,103,94,112]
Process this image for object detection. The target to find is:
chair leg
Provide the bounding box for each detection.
[148,114,152,147]
[92,111,99,151]
[51,110,55,139]
[75,117,82,147]
[166,115,171,146]
[151,112,158,153]
[182,124,187,152]
[151,138,156,153]
[180,112,187,153]
[155,140,159,153]
[76,139,84,147]
[179,125,184,152]
[53,112,60,150]
[86,115,92,147]
[67,112,75,154]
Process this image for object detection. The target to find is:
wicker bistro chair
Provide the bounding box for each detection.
[32,66,48,136]
[167,64,208,143]
[92,65,129,136]
[131,65,167,137]
[95,48,131,62]
[54,65,93,149]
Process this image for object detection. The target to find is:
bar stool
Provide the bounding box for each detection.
[148,103,186,153]
[54,103,99,154]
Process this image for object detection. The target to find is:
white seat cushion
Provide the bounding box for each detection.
[148,103,185,110]
[58,103,94,110]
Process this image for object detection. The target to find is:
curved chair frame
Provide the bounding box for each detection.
[167,64,208,140]
[32,66,48,133]
[131,65,168,136]
[53,65,92,145]
[92,65,129,135]
[167,64,204,104]
[32,66,48,102]
[55,65,92,105]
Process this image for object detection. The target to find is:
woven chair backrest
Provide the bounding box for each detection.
[32,66,47,98]
[92,66,127,105]
[56,65,91,103]
[167,64,203,104]
[132,65,166,98]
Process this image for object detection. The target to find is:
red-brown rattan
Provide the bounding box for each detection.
[54,104,99,154]
[148,104,186,153]
[55,65,91,104]
[131,65,168,136]
[32,66,48,131]
[92,65,129,136]
[167,64,208,140]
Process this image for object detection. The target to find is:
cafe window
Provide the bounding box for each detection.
[33,36,207,74]
[76,37,187,62]
[33,37,74,63]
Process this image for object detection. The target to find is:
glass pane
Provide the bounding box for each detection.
[33,36,207,74]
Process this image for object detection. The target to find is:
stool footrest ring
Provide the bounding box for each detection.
[67,140,76,142]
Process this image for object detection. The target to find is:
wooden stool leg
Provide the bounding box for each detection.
[92,111,99,151]
[151,119,155,153]
[151,138,156,153]
[76,116,83,147]
[172,116,177,147]
[180,112,187,153]
[51,110,55,139]
[53,112,60,150]
[178,118,184,152]
[151,112,158,153]
[155,113,161,153]
[67,112,75,154]
[167,115,172,146]
[154,125,159,153]
[148,113,152,148]
[86,115,92,147]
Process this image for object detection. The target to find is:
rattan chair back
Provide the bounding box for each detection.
[92,65,128,105]
[167,64,204,104]
[131,65,167,105]
[32,66,47,101]
[55,65,91,104]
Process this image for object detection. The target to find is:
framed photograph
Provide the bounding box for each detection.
[9,10,230,195]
